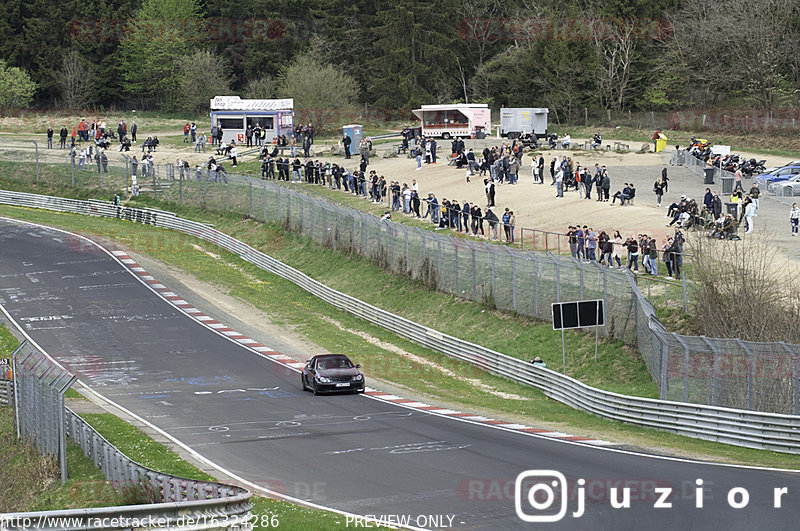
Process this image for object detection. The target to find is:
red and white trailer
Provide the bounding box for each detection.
[411,104,491,139]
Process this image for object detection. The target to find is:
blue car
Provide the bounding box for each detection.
[758,165,800,185]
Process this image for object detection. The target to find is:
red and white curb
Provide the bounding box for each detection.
[112,250,614,447]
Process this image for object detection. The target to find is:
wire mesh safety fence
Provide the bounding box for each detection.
[1,160,800,413]
[0,307,254,528]
[10,337,77,484]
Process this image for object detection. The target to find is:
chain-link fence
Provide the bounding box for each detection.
[12,339,77,483]
[1,153,800,413]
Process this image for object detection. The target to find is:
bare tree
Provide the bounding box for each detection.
[58,50,97,110]
[279,52,359,132]
[690,232,800,343]
[458,0,505,68]
[244,76,278,99]
[588,17,639,112]
[668,0,800,109]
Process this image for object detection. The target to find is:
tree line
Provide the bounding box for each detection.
[1,0,798,125]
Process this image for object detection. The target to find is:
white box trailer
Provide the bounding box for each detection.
[411,104,491,139]
[500,107,549,138]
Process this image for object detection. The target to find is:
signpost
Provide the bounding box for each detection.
[551,299,605,374]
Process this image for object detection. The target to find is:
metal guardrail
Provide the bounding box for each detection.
[2,191,799,453]
[0,305,253,529]
[0,379,10,406]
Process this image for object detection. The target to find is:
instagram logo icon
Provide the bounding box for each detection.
[515,470,568,522]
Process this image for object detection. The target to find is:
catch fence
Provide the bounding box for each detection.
[0,156,799,413]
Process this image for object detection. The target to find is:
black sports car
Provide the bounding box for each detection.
[301,354,365,395]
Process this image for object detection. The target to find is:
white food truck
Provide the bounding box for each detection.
[411,104,491,139]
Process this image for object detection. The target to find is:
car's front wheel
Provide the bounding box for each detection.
[301,374,308,391]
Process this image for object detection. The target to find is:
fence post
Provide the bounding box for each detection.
[263,185,268,222]
[405,227,410,274]
[202,171,207,207]
[249,182,253,218]
[736,339,755,410]
[58,376,77,483]
[511,250,517,311]
[490,246,495,302]
[681,265,688,312]
[438,239,443,290]
[31,140,39,183]
[71,153,75,188]
[226,178,230,211]
[152,165,157,200]
[454,239,459,294]
[471,244,477,300]
[673,333,691,403]
[780,342,798,415]
[390,224,395,268]
[700,336,719,406]
[659,332,669,400]
[534,255,540,317]
[362,215,368,255]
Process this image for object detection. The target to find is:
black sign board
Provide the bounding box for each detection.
[551,300,605,330]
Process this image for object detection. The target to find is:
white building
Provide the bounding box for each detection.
[209,96,294,145]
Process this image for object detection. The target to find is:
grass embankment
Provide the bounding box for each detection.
[2,204,800,468]
[0,325,375,529]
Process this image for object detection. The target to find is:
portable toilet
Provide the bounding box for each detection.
[342,124,363,156]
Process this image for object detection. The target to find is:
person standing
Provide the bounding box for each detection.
[790,203,800,236]
[343,134,352,159]
[183,122,190,142]
[484,178,495,207]
[130,121,137,143]
[749,183,760,215]
[537,155,545,185]
[744,198,756,234]
[586,227,597,261]
[59,126,68,148]
[555,166,564,197]
[190,122,197,144]
[502,208,512,242]
[611,230,623,267]
[196,132,206,153]
[46,127,54,148]
[653,179,665,207]
[601,167,610,201]
[661,167,669,192]
[430,138,437,164]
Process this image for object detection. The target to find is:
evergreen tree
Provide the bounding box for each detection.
[367,0,461,108]
[119,0,202,107]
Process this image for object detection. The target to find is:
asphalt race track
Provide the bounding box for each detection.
[1,217,799,530]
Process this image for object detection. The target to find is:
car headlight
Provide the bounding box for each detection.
[353,374,363,381]
[317,376,331,383]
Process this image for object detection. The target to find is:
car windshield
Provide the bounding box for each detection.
[317,357,354,370]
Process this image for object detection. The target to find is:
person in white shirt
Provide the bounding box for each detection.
[555,168,564,197]
[744,199,756,234]
[561,133,571,149]
[230,145,238,167]
[790,203,800,236]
